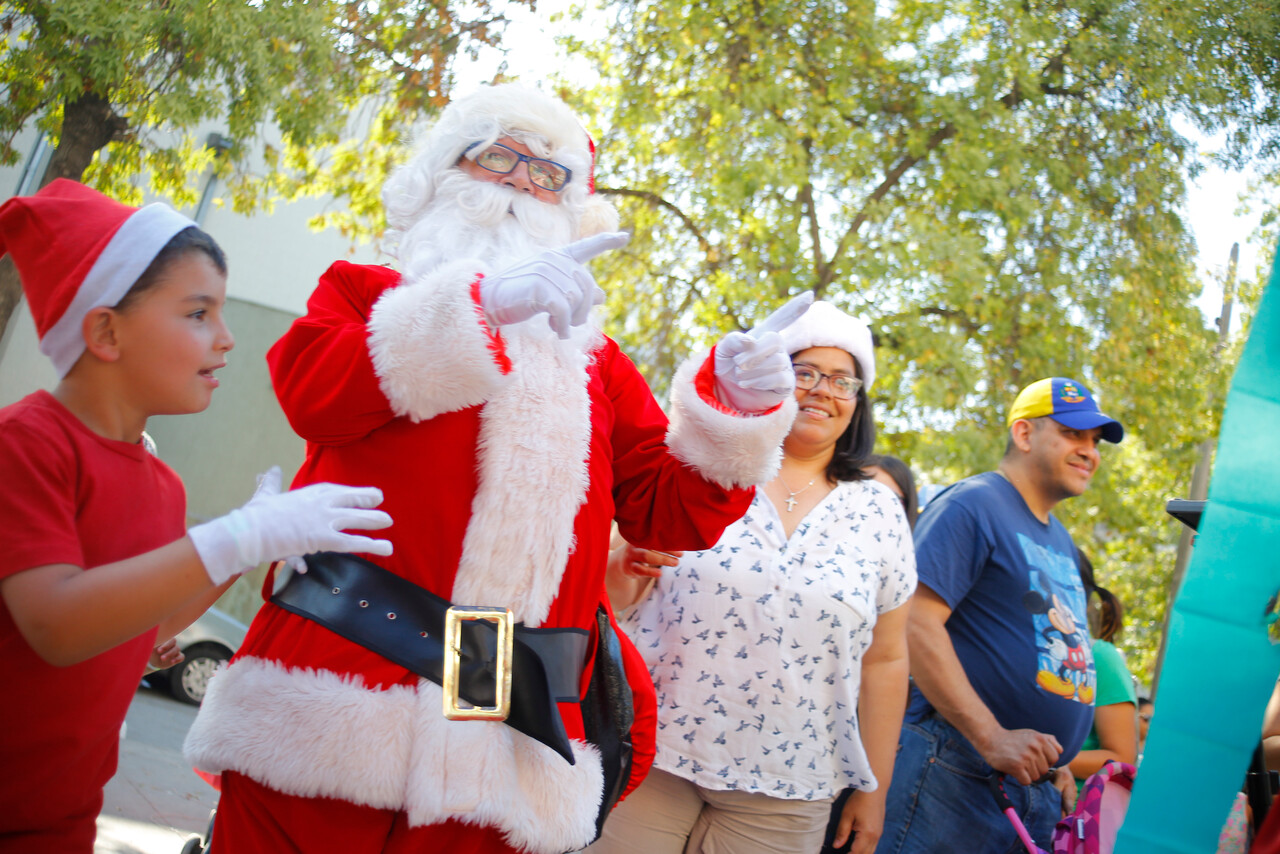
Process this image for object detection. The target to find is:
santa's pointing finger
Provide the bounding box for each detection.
[479,232,630,338]
[562,230,631,263]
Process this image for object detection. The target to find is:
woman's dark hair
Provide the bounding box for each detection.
[825,385,876,484]
[864,453,919,529]
[1076,548,1124,642]
[112,226,227,312]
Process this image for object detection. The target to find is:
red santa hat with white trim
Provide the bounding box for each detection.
[0,179,197,377]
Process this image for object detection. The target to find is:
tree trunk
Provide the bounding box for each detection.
[0,91,126,347]
[0,257,20,349]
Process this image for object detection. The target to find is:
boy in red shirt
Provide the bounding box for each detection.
[0,180,395,852]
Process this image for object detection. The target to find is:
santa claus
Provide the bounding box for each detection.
[185,82,807,853]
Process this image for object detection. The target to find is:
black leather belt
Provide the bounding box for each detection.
[270,551,588,764]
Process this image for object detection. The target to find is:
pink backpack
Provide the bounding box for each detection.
[991,760,1137,854]
[1053,761,1136,853]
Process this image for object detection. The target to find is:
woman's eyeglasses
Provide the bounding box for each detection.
[792,364,862,400]
[462,142,572,192]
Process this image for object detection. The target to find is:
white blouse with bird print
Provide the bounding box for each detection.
[622,478,917,800]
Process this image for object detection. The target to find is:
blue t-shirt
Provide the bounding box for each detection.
[905,471,1095,763]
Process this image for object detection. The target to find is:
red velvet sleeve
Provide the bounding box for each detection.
[266,262,402,445]
[601,341,755,552]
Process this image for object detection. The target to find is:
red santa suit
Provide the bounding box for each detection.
[184,257,795,853]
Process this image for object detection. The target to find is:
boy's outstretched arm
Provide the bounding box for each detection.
[155,576,238,648]
[2,539,220,666]
[2,471,393,666]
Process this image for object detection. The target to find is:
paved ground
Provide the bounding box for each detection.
[95,683,219,854]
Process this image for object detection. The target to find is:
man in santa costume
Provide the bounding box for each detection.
[185,82,807,853]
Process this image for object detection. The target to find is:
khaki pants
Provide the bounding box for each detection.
[585,768,835,854]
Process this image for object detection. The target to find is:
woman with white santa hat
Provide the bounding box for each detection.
[597,301,917,854]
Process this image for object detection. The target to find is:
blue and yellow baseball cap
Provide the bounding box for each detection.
[1007,377,1124,443]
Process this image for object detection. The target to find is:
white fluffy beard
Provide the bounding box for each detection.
[393,170,599,351]
[395,171,579,282]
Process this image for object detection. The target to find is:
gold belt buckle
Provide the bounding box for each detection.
[442,605,513,721]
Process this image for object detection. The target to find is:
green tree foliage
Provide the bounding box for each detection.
[1254,167,1280,288]
[567,0,1280,681]
[0,0,531,332]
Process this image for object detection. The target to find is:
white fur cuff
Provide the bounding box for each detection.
[666,351,796,488]
[368,260,510,422]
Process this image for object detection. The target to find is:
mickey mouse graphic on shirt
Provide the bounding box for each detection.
[1018,537,1096,705]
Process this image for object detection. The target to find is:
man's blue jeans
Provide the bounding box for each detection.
[875,714,1062,854]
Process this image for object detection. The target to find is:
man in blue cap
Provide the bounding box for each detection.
[876,377,1124,854]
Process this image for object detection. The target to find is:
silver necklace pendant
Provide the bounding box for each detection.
[779,475,816,512]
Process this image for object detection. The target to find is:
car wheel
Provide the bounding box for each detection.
[169,643,230,705]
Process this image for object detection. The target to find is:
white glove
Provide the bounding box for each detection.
[478,232,629,338]
[713,293,814,413]
[189,467,393,586]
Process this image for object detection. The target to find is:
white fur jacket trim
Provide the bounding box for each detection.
[450,319,597,627]
[366,260,596,626]
[183,657,604,854]
[666,350,796,488]
[367,259,507,422]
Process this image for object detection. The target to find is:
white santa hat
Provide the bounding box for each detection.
[383,82,619,238]
[779,300,877,392]
[0,179,196,377]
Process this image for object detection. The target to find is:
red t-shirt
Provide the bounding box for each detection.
[0,391,187,850]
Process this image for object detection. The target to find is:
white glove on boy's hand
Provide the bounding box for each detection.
[188,467,393,586]
[713,293,814,413]
[478,232,629,338]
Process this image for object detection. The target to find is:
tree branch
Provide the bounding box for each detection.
[797,138,831,294]
[828,9,1105,275]
[597,185,715,257]
[828,122,957,275]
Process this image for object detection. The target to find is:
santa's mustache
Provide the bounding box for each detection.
[391,169,580,284]
[436,172,575,242]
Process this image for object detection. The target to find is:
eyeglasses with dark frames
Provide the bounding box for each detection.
[462,142,573,192]
[792,364,862,400]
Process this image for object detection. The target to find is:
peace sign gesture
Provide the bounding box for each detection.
[713,293,814,413]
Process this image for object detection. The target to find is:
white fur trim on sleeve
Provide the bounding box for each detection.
[665,350,796,489]
[367,259,509,422]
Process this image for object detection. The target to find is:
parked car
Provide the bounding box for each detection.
[147,607,248,705]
